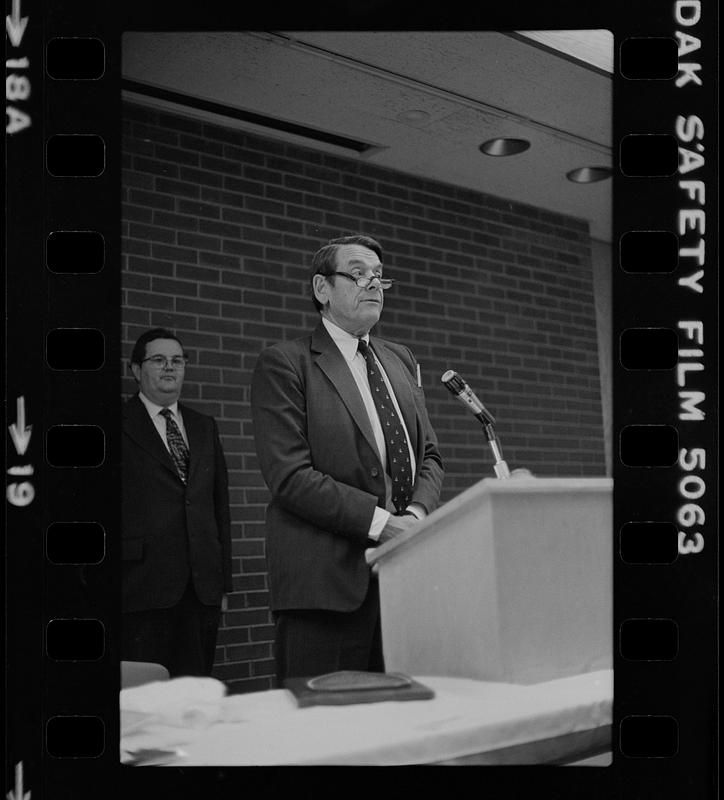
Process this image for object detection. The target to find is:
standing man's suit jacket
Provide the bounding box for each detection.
[122,394,232,613]
[251,321,444,613]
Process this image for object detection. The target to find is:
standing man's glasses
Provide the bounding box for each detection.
[141,356,188,369]
[323,271,394,290]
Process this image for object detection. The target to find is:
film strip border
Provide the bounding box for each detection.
[613,1,717,790]
[6,4,119,798]
[4,2,718,797]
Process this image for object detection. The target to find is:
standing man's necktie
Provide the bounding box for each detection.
[357,339,413,513]
[160,408,190,483]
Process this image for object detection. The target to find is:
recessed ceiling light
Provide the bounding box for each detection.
[566,166,612,183]
[479,138,531,156]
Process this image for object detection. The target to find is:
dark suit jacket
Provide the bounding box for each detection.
[251,321,444,613]
[121,394,232,613]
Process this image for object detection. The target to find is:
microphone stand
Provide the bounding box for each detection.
[481,419,511,479]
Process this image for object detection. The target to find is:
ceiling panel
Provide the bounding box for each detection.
[281,31,611,147]
[122,31,612,241]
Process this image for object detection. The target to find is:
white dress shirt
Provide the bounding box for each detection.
[138,392,189,451]
[321,318,426,539]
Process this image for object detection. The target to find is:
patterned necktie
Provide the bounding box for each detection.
[160,408,189,483]
[357,339,413,513]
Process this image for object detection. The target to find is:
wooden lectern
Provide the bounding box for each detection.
[367,477,612,685]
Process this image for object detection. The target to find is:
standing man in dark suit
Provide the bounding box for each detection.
[122,328,233,677]
[251,235,444,683]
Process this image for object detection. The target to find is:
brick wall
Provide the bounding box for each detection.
[121,101,606,693]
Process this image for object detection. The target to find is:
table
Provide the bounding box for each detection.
[121,670,612,766]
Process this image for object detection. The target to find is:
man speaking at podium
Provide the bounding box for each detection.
[252,235,444,683]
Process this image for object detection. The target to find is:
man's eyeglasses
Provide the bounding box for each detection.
[324,271,394,290]
[141,355,188,369]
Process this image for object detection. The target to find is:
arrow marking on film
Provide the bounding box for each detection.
[8,397,32,456]
[6,0,28,48]
[6,762,31,800]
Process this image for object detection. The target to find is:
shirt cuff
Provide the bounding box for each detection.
[368,507,391,541]
[405,503,427,521]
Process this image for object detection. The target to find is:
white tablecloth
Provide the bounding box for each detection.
[121,670,612,766]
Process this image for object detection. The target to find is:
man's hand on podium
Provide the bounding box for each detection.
[510,467,534,478]
[379,512,419,544]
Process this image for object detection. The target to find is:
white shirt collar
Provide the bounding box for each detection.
[322,317,369,363]
[138,391,180,418]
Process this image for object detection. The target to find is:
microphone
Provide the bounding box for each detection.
[440,370,495,426]
[440,370,510,479]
